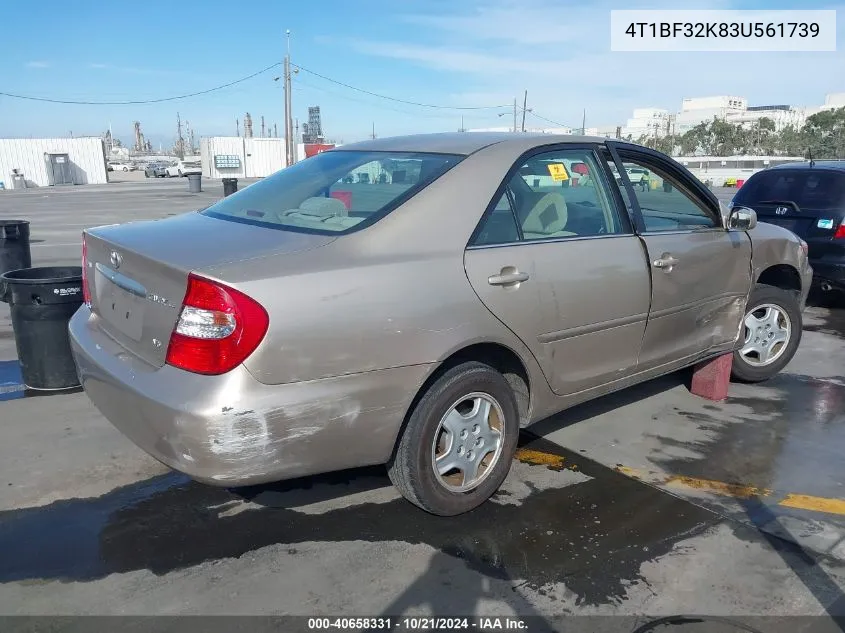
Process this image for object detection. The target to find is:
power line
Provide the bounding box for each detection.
[291,63,508,111]
[0,62,282,105]
[527,110,571,129]
[292,76,476,121]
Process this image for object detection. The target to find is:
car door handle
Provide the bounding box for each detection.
[488,270,530,286]
[653,255,679,269]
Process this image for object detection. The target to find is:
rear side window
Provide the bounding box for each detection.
[736,170,845,210]
[201,150,463,235]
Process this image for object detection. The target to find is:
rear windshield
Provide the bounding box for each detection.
[201,150,463,234]
[735,169,845,210]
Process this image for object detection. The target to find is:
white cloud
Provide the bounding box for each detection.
[25,61,49,68]
[341,0,845,127]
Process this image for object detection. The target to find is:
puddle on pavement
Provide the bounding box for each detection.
[0,435,719,606]
[0,360,82,402]
[804,296,845,337]
[649,372,845,506]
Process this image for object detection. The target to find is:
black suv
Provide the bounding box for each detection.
[731,161,845,292]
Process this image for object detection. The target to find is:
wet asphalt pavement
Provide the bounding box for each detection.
[2,182,845,620]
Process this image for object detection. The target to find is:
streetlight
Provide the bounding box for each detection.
[499,106,532,132]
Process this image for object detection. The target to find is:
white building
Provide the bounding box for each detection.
[199,137,338,179]
[623,108,671,139]
[617,92,845,142]
[674,154,806,185]
[810,92,845,114]
[0,137,108,189]
[200,137,286,180]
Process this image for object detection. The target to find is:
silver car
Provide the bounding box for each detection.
[70,133,812,515]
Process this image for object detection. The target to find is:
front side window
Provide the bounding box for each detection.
[201,151,463,234]
[618,155,719,232]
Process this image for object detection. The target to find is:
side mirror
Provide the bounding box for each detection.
[728,206,757,231]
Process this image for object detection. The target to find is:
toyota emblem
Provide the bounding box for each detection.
[109,251,123,269]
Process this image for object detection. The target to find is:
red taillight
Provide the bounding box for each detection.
[165,273,269,375]
[81,233,91,306]
[835,224,845,239]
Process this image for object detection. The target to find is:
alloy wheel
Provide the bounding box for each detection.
[430,392,505,493]
[740,303,791,367]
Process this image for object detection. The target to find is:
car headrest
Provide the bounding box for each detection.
[297,197,348,217]
[521,192,568,235]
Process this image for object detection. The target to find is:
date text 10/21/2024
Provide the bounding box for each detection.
[307,617,529,630]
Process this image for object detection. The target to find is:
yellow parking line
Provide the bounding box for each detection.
[665,475,771,499]
[518,448,845,518]
[778,494,845,516]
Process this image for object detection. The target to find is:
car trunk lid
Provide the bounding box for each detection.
[84,212,335,367]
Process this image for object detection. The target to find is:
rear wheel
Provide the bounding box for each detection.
[388,362,519,516]
[732,283,802,382]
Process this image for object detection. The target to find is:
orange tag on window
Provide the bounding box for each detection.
[547,163,569,181]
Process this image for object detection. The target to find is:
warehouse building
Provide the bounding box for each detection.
[199,137,336,179]
[0,138,108,189]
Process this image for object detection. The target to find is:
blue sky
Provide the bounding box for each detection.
[2,0,843,148]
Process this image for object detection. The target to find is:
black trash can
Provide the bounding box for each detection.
[0,220,32,276]
[187,174,202,193]
[0,266,83,390]
[222,178,238,197]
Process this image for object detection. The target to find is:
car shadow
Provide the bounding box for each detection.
[530,371,688,437]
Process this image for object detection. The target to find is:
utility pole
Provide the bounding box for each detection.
[188,122,195,155]
[274,123,278,138]
[236,118,240,137]
[513,98,517,133]
[176,112,184,159]
[283,30,294,166]
[459,115,465,132]
[581,109,586,135]
[371,122,376,139]
[261,115,265,138]
[521,90,528,133]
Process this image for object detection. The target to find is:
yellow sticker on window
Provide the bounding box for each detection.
[547,163,569,181]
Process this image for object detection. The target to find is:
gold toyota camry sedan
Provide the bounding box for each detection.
[70,133,812,515]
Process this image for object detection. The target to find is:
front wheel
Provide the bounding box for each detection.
[732,283,802,382]
[388,362,519,516]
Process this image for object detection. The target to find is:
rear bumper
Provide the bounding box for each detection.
[810,259,845,290]
[69,306,433,486]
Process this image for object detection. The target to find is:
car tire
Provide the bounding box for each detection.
[731,283,802,383]
[388,361,519,516]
